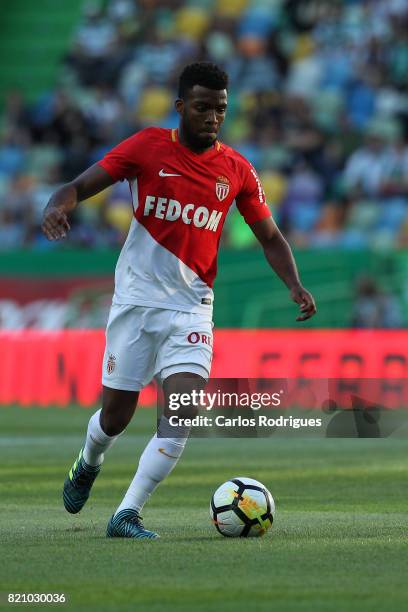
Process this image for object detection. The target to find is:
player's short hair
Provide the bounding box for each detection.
[178,62,229,99]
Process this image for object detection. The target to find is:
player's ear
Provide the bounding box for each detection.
[175,98,184,115]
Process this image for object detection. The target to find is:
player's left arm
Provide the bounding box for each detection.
[250,216,317,321]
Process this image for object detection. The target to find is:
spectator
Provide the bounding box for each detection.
[343,122,390,198]
[351,276,403,329]
[65,2,120,86]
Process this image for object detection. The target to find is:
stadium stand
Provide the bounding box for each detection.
[0,0,407,251]
[0,0,407,328]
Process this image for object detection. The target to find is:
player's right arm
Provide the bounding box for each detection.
[42,164,116,241]
[42,128,162,240]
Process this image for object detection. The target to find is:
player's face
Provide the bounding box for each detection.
[176,85,228,150]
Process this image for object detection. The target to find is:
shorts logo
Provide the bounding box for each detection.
[107,353,116,374]
[216,176,230,202]
[187,332,212,346]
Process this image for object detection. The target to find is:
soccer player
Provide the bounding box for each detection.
[42,62,316,539]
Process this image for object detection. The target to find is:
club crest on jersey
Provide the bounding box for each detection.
[215,176,230,202]
[107,354,116,374]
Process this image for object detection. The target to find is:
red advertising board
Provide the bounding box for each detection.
[0,330,406,407]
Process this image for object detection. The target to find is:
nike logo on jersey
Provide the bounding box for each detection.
[158,447,179,459]
[159,169,181,177]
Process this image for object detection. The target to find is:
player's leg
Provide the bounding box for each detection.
[108,309,213,539]
[113,372,204,514]
[107,372,205,539]
[63,387,139,514]
[63,304,152,515]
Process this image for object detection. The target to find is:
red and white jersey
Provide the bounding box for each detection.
[98,127,271,314]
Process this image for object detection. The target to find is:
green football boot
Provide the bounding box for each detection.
[106,509,159,539]
[63,448,101,514]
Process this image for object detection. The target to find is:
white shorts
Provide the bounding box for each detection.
[102,304,213,392]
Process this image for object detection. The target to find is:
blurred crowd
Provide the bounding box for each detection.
[0,0,407,250]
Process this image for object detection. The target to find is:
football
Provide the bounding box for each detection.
[210,477,275,537]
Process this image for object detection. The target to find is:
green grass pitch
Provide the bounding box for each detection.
[0,406,407,612]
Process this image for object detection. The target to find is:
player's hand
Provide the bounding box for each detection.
[290,285,317,321]
[41,205,71,241]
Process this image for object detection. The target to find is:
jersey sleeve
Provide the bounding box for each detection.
[97,128,153,182]
[235,161,272,224]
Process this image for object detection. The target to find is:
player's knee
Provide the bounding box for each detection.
[176,403,199,420]
[163,372,205,421]
[100,416,128,437]
[101,387,139,435]
[100,408,128,436]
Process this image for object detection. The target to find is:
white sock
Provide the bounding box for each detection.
[114,417,188,515]
[82,409,120,467]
